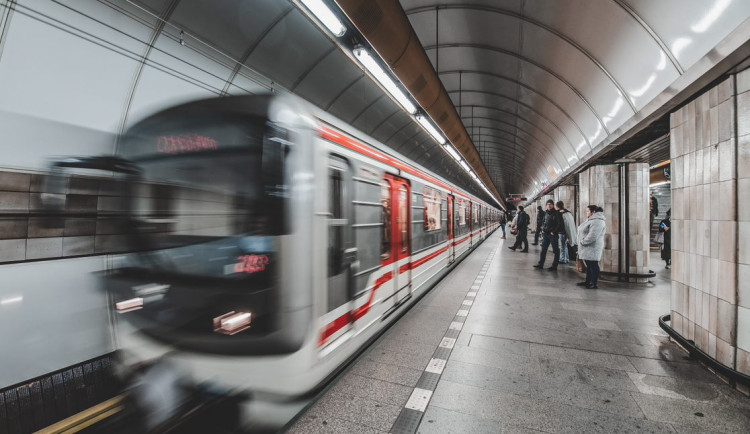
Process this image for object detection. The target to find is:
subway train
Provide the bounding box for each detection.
[51,94,501,429]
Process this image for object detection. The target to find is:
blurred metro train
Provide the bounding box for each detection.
[51,94,501,428]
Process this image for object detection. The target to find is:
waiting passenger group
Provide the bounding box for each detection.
[507,199,606,289]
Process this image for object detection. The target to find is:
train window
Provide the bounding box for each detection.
[423,187,441,231]
[458,201,466,226]
[380,182,391,260]
[328,168,344,277]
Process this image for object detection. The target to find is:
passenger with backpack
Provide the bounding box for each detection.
[508,205,529,252]
[556,201,577,264]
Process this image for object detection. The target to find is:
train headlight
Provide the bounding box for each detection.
[213,311,252,335]
[115,297,143,313]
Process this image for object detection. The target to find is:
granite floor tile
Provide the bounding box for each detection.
[417,406,502,433]
[448,345,533,374]
[441,359,530,396]
[630,390,750,433]
[627,372,721,401]
[429,380,676,433]
[349,360,424,388]
[308,390,403,432]
[468,335,532,357]
[534,358,640,392]
[331,372,413,406]
[529,343,637,372]
[286,414,386,434]
[529,378,646,419]
[627,357,722,383]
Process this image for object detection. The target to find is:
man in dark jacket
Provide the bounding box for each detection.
[532,205,544,245]
[508,205,529,252]
[534,199,563,270]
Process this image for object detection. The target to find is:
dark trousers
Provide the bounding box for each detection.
[537,233,559,267]
[585,260,600,286]
[512,229,528,251]
[533,226,542,244]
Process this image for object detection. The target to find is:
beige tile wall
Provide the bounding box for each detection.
[554,185,576,219]
[577,163,650,281]
[670,72,750,376]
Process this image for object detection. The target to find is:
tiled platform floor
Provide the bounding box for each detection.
[286,232,750,433]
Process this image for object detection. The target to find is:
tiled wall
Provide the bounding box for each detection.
[578,164,650,281]
[554,185,577,223]
[739,70,750,378]
[669,71,750,379]
[0,171,128,264]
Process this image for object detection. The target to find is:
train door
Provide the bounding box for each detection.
[384,174,411,306]
[468,202,473,246]
[447,194,455,263]
[326,156,356,316]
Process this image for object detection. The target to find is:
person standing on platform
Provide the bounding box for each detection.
[659,209,671,269]
[557,201,577,264]
[534,199,563,270]
[508,205,529,252]
[500,211,507,239]
[576,205,606,289]
[532,205,544,245]
[650,193,659,227]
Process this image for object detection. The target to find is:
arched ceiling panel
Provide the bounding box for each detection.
[409,9,521,54]
[245,10,332,89]
[520,28,635,131]
[452,92,570,165]
[517,63,608,146]
[326,76,382,124]
[624,0,750,70]
[522,0,681,111]
[371,109,413,144]
[469,116,564,172]
[294,49,362,107]
[169,0,291,60]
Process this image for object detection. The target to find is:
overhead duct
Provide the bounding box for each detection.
[334,0,503,201]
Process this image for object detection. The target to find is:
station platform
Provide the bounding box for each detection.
[285,231,750,433]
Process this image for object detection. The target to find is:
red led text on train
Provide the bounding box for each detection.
[156,134,218,154]
[234,254,269,274]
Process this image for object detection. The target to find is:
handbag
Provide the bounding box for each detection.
[654,232,664,244]
[510,227,518,235]
[576,258,586,273]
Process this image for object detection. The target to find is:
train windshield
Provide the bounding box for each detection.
[116,114,289,274]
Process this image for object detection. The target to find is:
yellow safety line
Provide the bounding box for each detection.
[35,395,124,434]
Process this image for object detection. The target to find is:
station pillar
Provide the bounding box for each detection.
[668,70,750,384]
[554,185,576,218]
[577,163,651,282]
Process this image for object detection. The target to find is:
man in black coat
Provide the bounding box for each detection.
[508,205,529,252]
[534,199,563,270]
[532,205,544,245]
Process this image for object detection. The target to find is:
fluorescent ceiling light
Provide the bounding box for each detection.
[416,114,445,144]
[299,0,346,37]
[444,144,461,161]
[460,160,471,172]
[353,47,417,114]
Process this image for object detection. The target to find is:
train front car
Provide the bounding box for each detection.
[106,95,318,429]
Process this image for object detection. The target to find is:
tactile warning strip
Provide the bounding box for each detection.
[388,240,499,434]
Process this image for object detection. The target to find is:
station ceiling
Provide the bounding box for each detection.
[68,1,750,202]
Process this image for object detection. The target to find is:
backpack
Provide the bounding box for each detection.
[519,212,530,228]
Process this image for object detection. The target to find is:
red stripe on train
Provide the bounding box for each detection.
[399,245,450,273]
[318,271,393,347]
[318,126,482,205]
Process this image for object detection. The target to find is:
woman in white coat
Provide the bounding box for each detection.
[576,205,606,289]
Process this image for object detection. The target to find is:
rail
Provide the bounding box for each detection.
[658,314,750,388]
